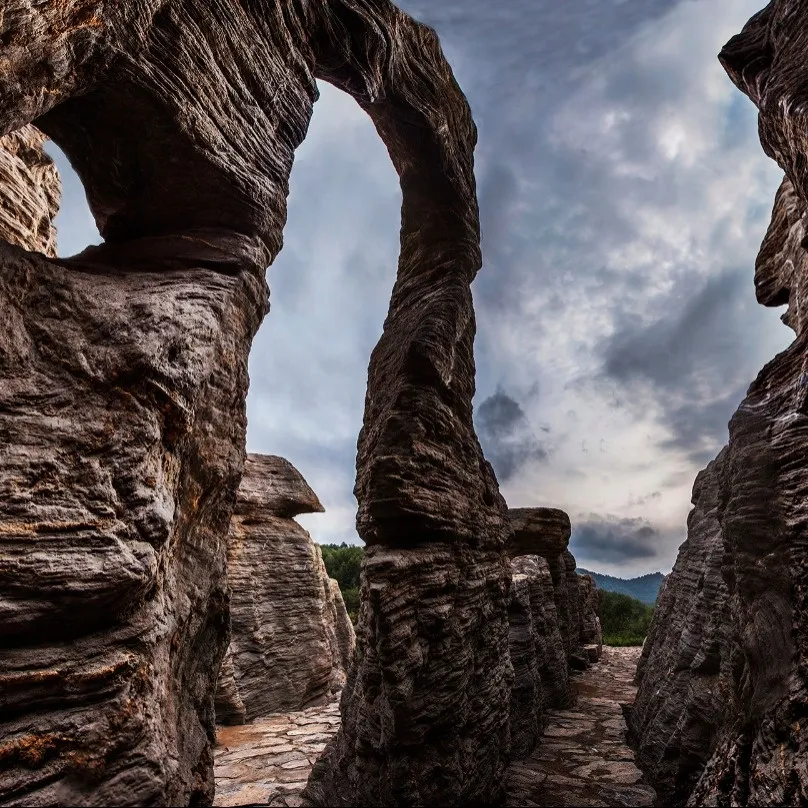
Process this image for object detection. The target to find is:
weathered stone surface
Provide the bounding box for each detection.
[508,507,571,559]
[578,573,603,659]
[0,126,58,256]
[508,555,572,759]
[630,450,734,806]
[214,700,341,808]
[217,647,248,727]
[505,647,656,808]
[3,1,506,806]
[215,454,355,723]
[303,544,512,807]
[0,241,267,806]
[506,507,591,671]
[632,10,808,804]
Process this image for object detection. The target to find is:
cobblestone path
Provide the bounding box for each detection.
[213,647,654,807]
[505,646,656,807]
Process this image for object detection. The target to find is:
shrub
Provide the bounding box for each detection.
[319,543,364,622]
[598,590,654,647]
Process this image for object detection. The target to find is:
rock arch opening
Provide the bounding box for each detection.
[0,2,510,806]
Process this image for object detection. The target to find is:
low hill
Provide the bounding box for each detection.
[577,568,664,605]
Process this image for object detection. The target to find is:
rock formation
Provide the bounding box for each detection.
[578,573,603,661]
[632,7,808,804]
[2,2,510,806]
[0,126,59,256]
[506,508,597,671]
[215,454,355,724]
[503,508,603,761]
[508,555,571,759]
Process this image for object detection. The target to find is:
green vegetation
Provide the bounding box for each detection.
[598,590,654,647]
[318,543,655,644]
[319,543,363,622]
[577,568,664,605]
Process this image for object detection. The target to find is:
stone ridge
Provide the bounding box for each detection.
[631,5,808,804]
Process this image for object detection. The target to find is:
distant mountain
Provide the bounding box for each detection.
[577,568,664,605]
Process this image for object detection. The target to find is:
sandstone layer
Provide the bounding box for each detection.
[0,126,58,256]
[504,508,603,762]
[2,2,507,806]
[215,454,355,724]
[631,7,808,804]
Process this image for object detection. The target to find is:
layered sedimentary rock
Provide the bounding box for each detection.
[632,8,808,803]
[3,2,507,806]
[630,450,733,805]
[508,507,571,558]
[504,507,604,761]
[578,573,603,660]
[508,555,572,759]
[0,126,58,255]
[215,454,355,723]
[506,508,593,669]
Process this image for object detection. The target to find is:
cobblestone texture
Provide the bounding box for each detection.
[505,646,656,807]
[213,647,654,807]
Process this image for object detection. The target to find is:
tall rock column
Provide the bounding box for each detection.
[214,454,355,723]
[632,7,808,803]
[302,3,512,805]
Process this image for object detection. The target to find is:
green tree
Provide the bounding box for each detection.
[598,590,654,646]
[319,543,364,622]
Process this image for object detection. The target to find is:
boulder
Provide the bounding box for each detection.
[507,507,571,558]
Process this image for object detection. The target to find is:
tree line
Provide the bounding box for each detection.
[319,543,655,643]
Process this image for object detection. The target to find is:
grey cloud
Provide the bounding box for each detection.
[475,388,548,483]
[601,270,772,464]
[570,515,660,564]
[46,0,784,568]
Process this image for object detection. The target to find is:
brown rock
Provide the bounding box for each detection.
[0,237,267,805]
[3,1,509,805]
[578,573,603,659]
[0,126,59,256]
[508,555,574,759]
[632,10,808,804]
[507,507,571,558]
[630,451,733,806]
[215,454,355,723]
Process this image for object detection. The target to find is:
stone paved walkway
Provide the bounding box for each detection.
[213,647,654,807]
[213,701,340,807]
[505,646,656,807]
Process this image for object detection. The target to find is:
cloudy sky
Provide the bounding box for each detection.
[50,0,788,577]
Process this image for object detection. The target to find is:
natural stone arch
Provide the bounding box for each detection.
[0,2,511,806]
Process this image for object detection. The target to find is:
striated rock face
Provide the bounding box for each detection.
[503,507,604,763]
[4,1,506,806]
[508,507,571,558]
[506,508,593,670]
[578,573,602,660]
[0,126,59,256]
[215,454,355,723]
[508,555,571,759]
[632,9,808,804]
[0,237,267,806]
[630,450,733,805]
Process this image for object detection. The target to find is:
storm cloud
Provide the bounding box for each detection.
[475,389,548,483]
[571,516,661,565]
[49,0,788,575]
